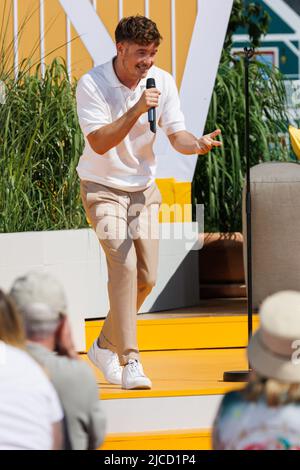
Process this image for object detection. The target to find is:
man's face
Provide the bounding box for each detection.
[117,41,159,80]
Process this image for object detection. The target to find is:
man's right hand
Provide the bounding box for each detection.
[55,314,78,359]
[135,88,161,114]
[86,87,161,155]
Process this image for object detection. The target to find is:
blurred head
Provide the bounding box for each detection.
[115,16,162,81]
[0,290,25,348]
[244,291,300,405]
[10,271,67,341]
[248,290,300,383]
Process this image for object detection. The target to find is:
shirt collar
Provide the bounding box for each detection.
[27,341,55,357]
[106,58,148,91]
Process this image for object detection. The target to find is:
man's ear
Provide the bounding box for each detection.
[116,41,124,56]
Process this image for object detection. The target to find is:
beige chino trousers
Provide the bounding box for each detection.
[80,180,161,365]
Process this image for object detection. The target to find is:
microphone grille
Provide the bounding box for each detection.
[146,78,156,89]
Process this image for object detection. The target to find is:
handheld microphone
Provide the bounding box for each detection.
[146,78,156,134]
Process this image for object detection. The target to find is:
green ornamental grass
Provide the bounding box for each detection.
[0,59,87,233]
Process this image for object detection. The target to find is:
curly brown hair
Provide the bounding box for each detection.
[115,15,162,46]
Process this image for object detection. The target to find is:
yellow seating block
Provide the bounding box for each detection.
[156,178,192,223]
[289,125,300,160]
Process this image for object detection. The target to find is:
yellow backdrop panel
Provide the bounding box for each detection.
[6,0,198,89]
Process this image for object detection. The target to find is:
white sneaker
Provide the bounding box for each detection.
[122,359,152,390]
[87,339,123,385]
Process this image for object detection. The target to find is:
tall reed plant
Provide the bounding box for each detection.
[193,51,291,233]
[0,0,85,233]
[0,59,86,232]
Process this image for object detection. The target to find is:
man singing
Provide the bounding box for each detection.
[76,15,221,390]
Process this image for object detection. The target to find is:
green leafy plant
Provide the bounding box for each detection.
[193,0,291,232]
[225,0,270,50]
[0,59,86,232]
[0,1,86,233]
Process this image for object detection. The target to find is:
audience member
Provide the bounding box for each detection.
[10,271,106,450]
[213,291,300,450]
[0,290,63,450]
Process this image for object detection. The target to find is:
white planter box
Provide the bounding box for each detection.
[0,224,200,351]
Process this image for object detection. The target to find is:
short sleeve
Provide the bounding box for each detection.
[158,73,186,136]
[76,74,111,137]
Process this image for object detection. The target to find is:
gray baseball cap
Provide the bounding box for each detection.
[10,271,67,333]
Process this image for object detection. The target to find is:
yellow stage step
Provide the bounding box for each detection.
[83,302,256,449]
[81,347,248,449]
[81,347,249,400]
[85,314,259,352]
[81,347,250,449]
[100,429,211,450]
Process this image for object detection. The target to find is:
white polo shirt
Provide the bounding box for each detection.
[76,59,186,191]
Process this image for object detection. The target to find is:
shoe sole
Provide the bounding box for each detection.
[122,385,152,390]
[122,381,152,390]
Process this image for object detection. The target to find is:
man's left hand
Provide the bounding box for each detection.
[197,129,222,155]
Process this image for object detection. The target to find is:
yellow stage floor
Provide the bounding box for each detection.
[83,301,255,449]
[82,347,248,400]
